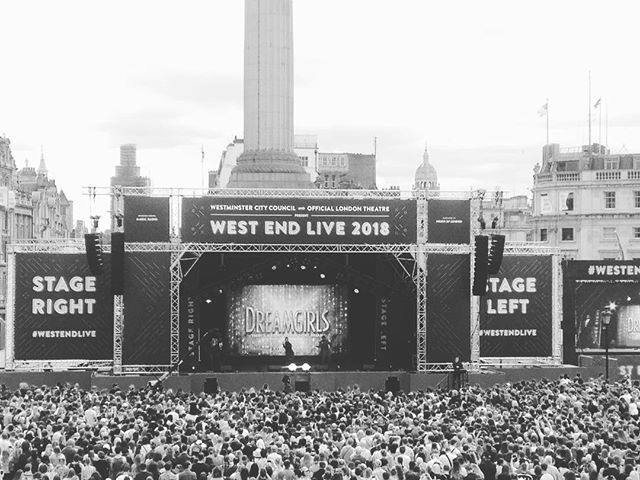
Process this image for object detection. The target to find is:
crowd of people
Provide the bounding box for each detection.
[0,374,639,480]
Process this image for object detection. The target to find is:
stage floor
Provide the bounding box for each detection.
[0,365,605,392]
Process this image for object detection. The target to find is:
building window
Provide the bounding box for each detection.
[540,228,548,242]
[604,191,616,209]
[634,227,640,239]
[603,227,617,242]
[564,192,574,211]
[300,156,308,167]
[605,157,619,170]
[561,228,574,241]
[635,191,640,208]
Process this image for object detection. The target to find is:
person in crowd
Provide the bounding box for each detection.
[0,375,639,480]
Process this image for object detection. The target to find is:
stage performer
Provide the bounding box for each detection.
[452,356,465,390]
[282,374,292,393]
[283,336,295,363]
[209,333,223,372]
[318,334,330,364]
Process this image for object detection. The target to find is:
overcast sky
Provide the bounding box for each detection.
[1,0,639,224]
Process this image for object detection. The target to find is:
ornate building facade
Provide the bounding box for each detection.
[531,143,640,260]
[0,136,74,348]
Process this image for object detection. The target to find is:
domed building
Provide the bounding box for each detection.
[414,144,440,190]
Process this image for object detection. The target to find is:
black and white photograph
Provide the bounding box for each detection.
[1,1,640,480]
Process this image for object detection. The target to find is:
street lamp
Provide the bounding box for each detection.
[602,310,612,382]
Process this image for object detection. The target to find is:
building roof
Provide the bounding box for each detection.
[415,145,438,185]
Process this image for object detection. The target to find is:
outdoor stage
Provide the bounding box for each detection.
[4,187,563,376]
[0,364,608,392]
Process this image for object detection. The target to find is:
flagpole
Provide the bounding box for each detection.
[589,70,591,150]
[546,98,549,145]
[598,99,602,146]
[605,102,608,147]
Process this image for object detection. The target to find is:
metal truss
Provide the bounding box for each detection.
[479,357,562,367]
[113,295,124,374]
[170,251,182,367]
[415,246,428,372]
[552,255,563,363]
[5,253,15,370]
[125,242,419,254]
[505,242,559,255]
[9,360,113,372]
[119,365,172,375]
[85,186,476,200]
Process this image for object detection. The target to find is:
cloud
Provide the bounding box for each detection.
[135,70,242,110]
[100,107,224,149]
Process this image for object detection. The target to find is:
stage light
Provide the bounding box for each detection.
[286,264,290,268]
[628,296,632,302]
[301,363,311,371]
[218,288,223,294]
[205,298,212,304]
[287,363,297,372]
[354,288,360,294]
[320,273,326,279]
[301,265,306,270]
[607,302,617,311]
[272,265,277,270]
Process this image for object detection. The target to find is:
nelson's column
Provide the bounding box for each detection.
[227,0,312,188]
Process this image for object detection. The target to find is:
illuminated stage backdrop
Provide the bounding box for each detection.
[227,285,348,356]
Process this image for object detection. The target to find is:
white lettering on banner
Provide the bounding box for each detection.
[210,220,259,235]
[30,275,98,316]
[31,330,97,338]
[244,307,331,335]
[479,329,537,336]
[485,277,536,315]
[587,264,640,276]
[32,276,96,293]
[486,298,530,314]
[32,298,96,315]
[208,220,391,237]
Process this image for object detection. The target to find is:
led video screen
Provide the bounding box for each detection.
[227,284,348,356]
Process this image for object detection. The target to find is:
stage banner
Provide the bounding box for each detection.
[479,255,553,357]
[13,253,113,360]
[375,295,390,365]
[123,252,171,365]
[227,284,348,356]
[179,295,200,371]
[181,196,417,244]
[568,260,640,350]
[426,255,471,362]
[427,199,470,244]
[123,196,171,242]
[616,355,640,380]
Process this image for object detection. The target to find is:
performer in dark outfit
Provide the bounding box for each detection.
[209,333,223,372]
[452,355,465,390]
[283,336,294,364]
[318,334,330,364]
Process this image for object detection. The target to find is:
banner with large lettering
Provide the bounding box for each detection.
[566,261,640,350]
[123,196,171,242]
[181,197,417,244]
[13,253,113,360]
[479,255,553,357]
[227,284,348,356]
[427,199,471,244]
